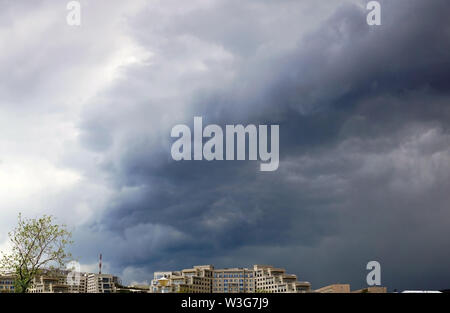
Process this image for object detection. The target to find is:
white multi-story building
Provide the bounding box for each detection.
[212,267,255,293]
[2,269,120,293]
[0,274,15,293]
[151,264,311,293]
[86,273,119,293]
[26,270,119,293]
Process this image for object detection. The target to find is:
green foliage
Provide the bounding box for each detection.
[0,213,73,293]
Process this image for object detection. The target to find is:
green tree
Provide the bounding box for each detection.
[0,214,73,293]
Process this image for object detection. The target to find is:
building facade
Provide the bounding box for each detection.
[16,270,119,293]
[0,274,15,293]
[29,275,69,293]
[151,264,311,293]
[86,273,120,293]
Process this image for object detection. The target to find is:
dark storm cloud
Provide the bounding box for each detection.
[75,0,450,289]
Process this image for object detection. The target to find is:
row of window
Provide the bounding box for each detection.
[216,287,246,292]
[214,273,253,278]
[215,283,254,287]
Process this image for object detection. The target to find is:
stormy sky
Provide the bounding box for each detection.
[1,0,450,291]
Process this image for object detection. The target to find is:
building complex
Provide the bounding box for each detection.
[151,264,312,293]
[0,270,120,293]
